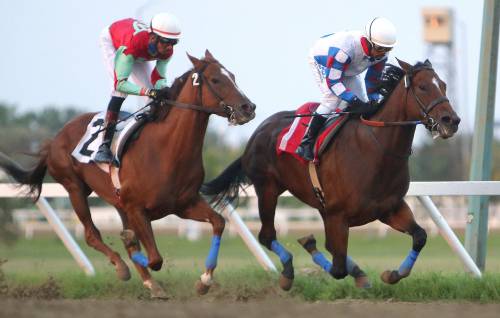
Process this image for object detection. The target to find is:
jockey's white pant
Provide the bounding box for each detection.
[308,54,368,118]
[99,27,154,100]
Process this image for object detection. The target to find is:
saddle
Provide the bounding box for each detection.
[277,102,349,163]
[71,110,150,189]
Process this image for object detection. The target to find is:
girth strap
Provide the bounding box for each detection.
[308,162,326,209]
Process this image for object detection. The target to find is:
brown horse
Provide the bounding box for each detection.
[0,50,256,297]
[201,59,460,290]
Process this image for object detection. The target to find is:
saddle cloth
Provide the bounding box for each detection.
[277,102,349,163]
[71,111,148,189]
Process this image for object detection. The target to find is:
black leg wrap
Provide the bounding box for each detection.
[412,227,427,252]
[281,257,294,280]
[258,233,275,250]
[350,265,366,278]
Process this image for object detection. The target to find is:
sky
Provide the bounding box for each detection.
[0,0,498,145]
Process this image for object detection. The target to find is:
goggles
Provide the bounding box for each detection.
[372,44,392,53]
[158,37,179,46]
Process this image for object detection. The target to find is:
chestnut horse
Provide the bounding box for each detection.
[0,50,256,298]
[201,59,460,290]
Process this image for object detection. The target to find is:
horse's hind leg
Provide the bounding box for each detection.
[117,210,167,299]
[297,234,371,288]
[379,200,427,284]
[255,182,294,291]
[178,196,225,295]
[65,181,130,280]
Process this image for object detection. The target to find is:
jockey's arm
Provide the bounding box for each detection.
[325,49,356,103]
[150,58,171,89]
[365,58,387,102]
[114,48,149,96]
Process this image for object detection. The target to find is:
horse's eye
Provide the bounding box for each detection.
[418,84,427,91]
[211,78,220,84]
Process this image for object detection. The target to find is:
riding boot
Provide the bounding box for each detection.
[94,96,124,164]
[295,114,327,161]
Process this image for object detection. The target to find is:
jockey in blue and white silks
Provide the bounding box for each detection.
[296,17,397,161]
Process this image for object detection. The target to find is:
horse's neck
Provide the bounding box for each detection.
[363,86,416,158]
[152,88,210,161]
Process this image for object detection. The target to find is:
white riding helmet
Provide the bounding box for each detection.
[364,17,397,48]
[150,12,181,40]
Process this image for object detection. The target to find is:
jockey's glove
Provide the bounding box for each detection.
[346,97,378,116]
[147,87,171,100]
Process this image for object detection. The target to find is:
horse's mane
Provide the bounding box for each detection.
[150,69,193,121]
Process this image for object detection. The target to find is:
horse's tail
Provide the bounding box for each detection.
[200,157,250,210]
[0,140,51,201]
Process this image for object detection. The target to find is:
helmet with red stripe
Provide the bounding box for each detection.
[150,12,181,40]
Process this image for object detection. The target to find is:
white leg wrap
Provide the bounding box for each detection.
[200,272,213,286]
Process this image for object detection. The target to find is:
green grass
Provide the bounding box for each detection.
[1,232,500,301]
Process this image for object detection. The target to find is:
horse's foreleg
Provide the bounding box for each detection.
[178,197,225,295]
[125,206,163,271]
[117,210,167,299]
[297,234,371,288]
[255,184,294,291]
[67,185,130,280]
[380,200,427,284]
[323,213,349,279]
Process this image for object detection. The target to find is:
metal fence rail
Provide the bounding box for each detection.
[2,181,500,278]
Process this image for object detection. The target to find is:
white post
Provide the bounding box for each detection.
[221,202,277,272]
[417,196,482,278]
[36,197,95,276]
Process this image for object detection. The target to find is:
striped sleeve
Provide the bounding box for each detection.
[324,48,354,102]
[365,58,387,101]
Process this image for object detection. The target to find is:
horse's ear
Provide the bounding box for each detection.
[396,57,411,73]
[424,59,432,67]
[204,49,218,62]
[187,52,204,70]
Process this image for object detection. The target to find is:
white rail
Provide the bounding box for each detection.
[3,181,500,277]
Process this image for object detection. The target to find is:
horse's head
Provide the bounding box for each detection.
[396,58,460,139]
[184,50,256,125]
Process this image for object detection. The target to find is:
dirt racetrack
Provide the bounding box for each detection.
[1,298,499,318]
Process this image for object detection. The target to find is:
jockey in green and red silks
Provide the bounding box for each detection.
[95,13,181,164]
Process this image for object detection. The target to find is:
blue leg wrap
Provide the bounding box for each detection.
[131,251,149,267]
[271,240,291,264]
[312,251,332,272]
[205,235,221,269]
[398,249,419,276]
[312,252,357,274]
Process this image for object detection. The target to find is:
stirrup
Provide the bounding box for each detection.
[94,144,114,164]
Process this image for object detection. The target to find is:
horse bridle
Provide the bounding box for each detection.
[159,62,238,124]
[361,64,449,132]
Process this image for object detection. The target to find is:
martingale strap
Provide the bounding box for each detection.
[308,162,326,209]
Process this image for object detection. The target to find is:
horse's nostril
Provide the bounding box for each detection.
[441,116,451,124]
[453,117,461,126]
[242,103,256,114]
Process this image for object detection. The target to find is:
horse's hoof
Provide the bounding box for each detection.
[380,270,402,285]
[279,274,294,291]
[195,280,211,295]
[115,260,131,281]
[354,275,372,289]
[144,279,168,299]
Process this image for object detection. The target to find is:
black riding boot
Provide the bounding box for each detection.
[295,114,327,161]
[94,97,124,164]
